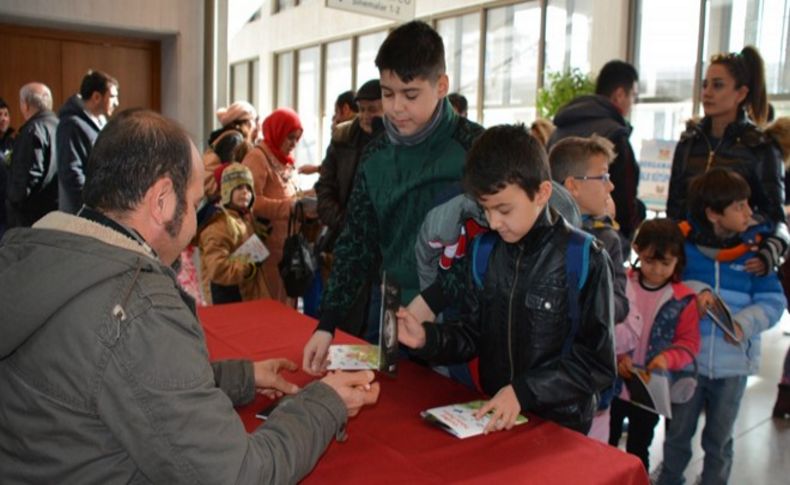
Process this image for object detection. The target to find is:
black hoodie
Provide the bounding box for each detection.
[56,94,101,214]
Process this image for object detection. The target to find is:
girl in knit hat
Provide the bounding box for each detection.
[199,163,271,304]
[241,107,307,304]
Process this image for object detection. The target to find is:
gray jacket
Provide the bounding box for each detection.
[0,212,347,484]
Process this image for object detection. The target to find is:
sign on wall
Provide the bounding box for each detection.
[637,139,676,212]
[326,0,416,22]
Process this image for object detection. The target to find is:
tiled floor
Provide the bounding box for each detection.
[615,312,790,484]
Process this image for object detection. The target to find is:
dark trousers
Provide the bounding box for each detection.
[609,396,660,470]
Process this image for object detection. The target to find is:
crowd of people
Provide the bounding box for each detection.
[1,18,789,485]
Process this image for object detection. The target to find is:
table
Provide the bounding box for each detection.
[198,299,649,485]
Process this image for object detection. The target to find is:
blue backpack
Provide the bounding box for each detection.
[471,226,594,356]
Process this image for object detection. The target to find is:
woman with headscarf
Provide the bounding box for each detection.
[242,107,304,303]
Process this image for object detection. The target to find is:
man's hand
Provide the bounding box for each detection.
[321,370,380,417]
[617,354,634,379]
[397,307,426,349]
[475,385,521,435]
[298,164,320,175]
[696,290,715,316]
[744,256,767,275]
[724,321,745,345]
[406,294,436,323]
[303,330,333,376]
[253,358,300,399]
[647,353,668,372]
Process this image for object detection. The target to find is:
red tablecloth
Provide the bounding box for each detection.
[199,299,648,485]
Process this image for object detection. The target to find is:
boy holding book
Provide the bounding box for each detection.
[398,124,616,434]
[302,21,483,374]
[656,168,785,485]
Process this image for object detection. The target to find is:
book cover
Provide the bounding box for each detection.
[327,272,400,376]
[624,369,673,418]
[231,233,269,263]
[705,293,741,343]
[421,400,528,439]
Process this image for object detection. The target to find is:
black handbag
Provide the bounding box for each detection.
[278,202,317,297]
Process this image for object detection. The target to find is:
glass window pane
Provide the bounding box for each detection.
[634,0,701,100]
[231,62,249,103]
[703,0,790,95]
[544,0,594,77]
[356,31,388,87]
[251,59,259,110]
[483,2,541,126]
[437,12,481,121]
[277,52,294,108]
[324,40,353,115]
[296,46,321,187]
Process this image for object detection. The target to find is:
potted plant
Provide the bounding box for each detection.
[536,68,595,119]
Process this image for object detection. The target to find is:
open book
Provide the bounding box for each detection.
[421,400,528,439]
[231,233,269,263]
[327,272,400,377]
[705,293,741,343]
[623,369,673,418]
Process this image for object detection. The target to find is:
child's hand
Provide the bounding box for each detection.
[647,353,668,372]
[475,385,521,435]
[617,354,634,379]
[696,290,715,316]
[724,321,745,345]
[744,256,767,275]
[396,307,426,349]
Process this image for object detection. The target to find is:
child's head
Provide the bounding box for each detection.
[632,218,686,285]
[221,163,254,211]
[463,124,552,243]
[375,21,449,136]
[548,135,615,217]
[688,168,752,237]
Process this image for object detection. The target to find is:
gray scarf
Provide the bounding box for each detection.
[383,98,445,147]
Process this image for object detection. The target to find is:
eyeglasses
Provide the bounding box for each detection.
[573,173,611,183]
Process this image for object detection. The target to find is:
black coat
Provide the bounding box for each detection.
[418,209,616,433]
[549,95,643,241]
[56,95,101,214]
[6,110,59,228]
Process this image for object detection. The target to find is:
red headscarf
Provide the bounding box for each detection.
[262,107,303,166]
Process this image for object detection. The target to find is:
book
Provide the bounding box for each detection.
[231,233,269,263]
[421,400,528,439]
[327,272,400,376]
[705,293,741,343]
[623,368,673,419]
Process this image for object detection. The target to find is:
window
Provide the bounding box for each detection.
[544,0,594,77]
[483,2,542,126]
[276,52,294,108]
[230,58,258,109]
[323,39,353,159]
[437,13,481,121]
[296,46,321,185]
[356,30,388,87]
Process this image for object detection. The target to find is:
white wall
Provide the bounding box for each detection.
[229,0,631,117]
[0,0,205,142]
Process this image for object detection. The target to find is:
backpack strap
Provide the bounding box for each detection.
[471,230,498,289]
[562,226,594,356]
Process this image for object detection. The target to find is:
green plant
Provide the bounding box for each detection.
[536,69,595,119]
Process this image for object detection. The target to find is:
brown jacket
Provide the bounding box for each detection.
[198,208,271,302]
[241,143,296,302]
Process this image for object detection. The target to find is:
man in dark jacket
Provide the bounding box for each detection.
[6,82,58,228]
[314,78,383,335]
[57,69,119,214]
[0,97,14,237]
[399,125,616,434]
[0,109,380,484]
[549,60,643,245]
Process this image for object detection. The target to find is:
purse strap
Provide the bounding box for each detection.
[287,201,305,237]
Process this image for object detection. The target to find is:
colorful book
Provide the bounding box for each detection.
[231,233,269,263]
[705,293,741,343]
[327,272,400,376]
[421,400,528,439]
[623,369,673,418]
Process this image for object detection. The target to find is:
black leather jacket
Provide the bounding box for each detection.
[667,113,788,271]
[418,209,616,433]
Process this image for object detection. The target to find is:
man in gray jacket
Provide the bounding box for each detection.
[0,109,380,484]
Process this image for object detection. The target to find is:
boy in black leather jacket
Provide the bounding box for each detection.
[398,124,616,434]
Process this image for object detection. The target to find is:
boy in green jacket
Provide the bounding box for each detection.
[303,20,483,374]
